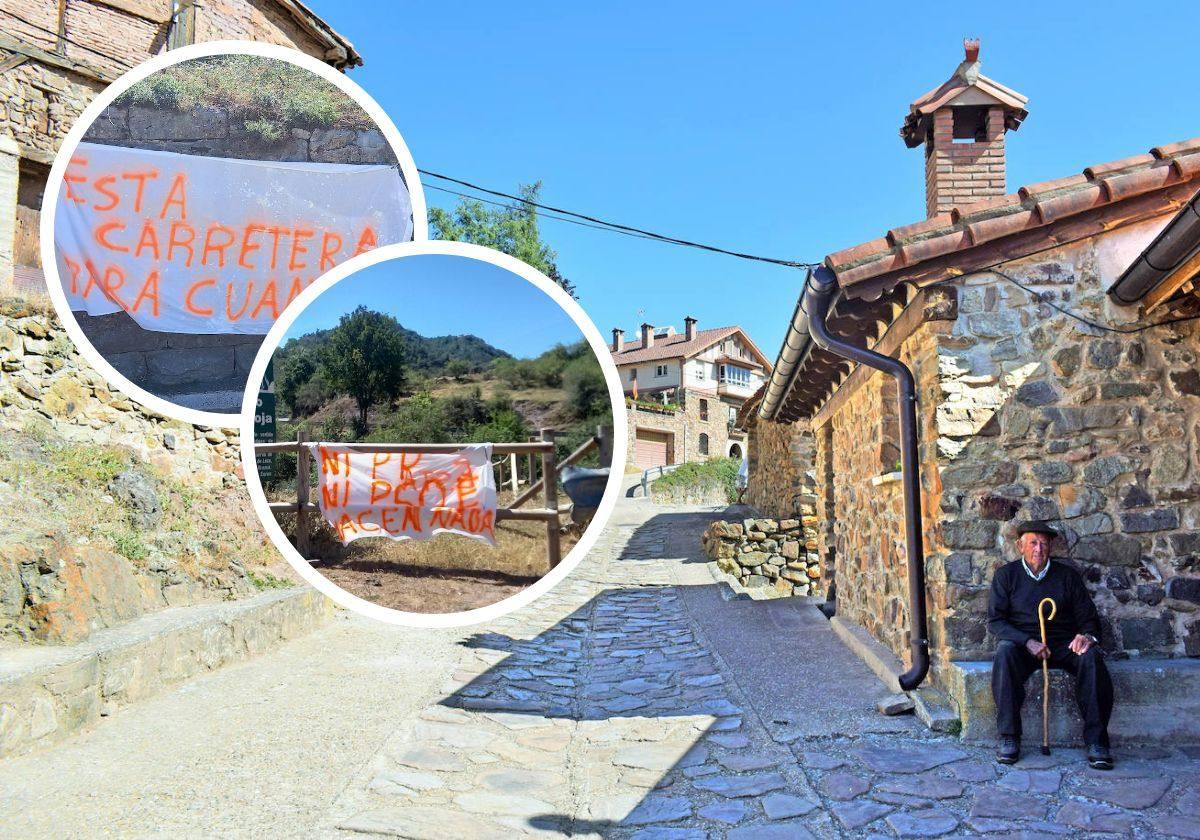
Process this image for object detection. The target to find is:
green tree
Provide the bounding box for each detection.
[444,358,471,380]
[277,352,316,415]
[321,306,406,432]
[562,354,608,419]
[430,182,576,298]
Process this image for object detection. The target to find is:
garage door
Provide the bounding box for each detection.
[634,430,671,469]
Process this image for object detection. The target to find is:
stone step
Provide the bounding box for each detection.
[0,587,332,759]
[948,657,1200,745]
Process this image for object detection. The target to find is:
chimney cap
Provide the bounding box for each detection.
[899,39,1028,148]
[684,315,697,323]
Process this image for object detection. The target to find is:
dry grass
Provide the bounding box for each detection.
[267,482,589,613]
[272,488,578,579]
[0,424,287,585]
[115,55,375,137]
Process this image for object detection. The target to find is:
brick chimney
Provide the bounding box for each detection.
[640,322,654,349]
[611,327,624,353]
[901,39,1029,218]
[683,316,697,341]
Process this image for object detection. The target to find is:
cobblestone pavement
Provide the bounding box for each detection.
[326,498,1200,839]
[4,496,1199,838]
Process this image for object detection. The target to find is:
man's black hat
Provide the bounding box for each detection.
[1015,519,1059,538]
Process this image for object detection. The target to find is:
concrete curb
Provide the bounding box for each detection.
[829,615,905,695]
[0,587,333,759]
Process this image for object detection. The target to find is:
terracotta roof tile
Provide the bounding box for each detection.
[1084,154,1155,179]
[887,213,955,244]
[899,229,972,263]
[1100,165,1176,202]
[965,208,1040,246]
[949,193,1022,222]
[1033,183,1106,224]
[826,237,891,268]
[1018,173,1089,199]
[823,137,1200,297]
[1172,152,1200,179]
[1153,139,1200,159]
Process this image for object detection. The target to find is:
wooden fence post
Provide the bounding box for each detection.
[527,436,537,486]
[510,453,519,493]
[296,428,310,558]
[541,428,561,569]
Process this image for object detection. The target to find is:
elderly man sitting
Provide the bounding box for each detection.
[987,520,1114,770]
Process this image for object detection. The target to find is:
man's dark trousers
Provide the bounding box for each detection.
[992,640,1114,748]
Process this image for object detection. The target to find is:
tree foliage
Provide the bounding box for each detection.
[320,306,407,431]
[430,183,576,298]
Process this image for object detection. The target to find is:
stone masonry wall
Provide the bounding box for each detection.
[701,518,821,597]
[625,389,743,467]
[0,298,283,645]
[814,318,948,667]
[743,415,815,520]
[929,224,1200,683]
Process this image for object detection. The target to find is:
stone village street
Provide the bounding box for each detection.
[2,490,1199,839]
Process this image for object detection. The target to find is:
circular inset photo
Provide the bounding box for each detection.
[41,42,423,426]
[240,242,627,626]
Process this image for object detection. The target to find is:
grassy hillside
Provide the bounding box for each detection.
[264,319,611,492]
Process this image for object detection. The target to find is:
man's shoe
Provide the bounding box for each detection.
[1086,744,1113,770]
[996,736,1020,764]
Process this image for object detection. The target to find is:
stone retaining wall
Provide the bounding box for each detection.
[0,587,332,759]
[0,299,285,645]
[701,518,822,597]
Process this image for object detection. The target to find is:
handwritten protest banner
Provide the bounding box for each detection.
[54,142,412,334]
[312,444,498,546]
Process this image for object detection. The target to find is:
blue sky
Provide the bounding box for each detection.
[283,255,585,358]
[307,0,1199,358]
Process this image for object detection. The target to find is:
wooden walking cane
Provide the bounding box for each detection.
[1038,597,1057,755]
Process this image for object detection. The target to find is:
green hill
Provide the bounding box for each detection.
[277,325,510,376]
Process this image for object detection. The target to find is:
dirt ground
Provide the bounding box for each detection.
[315,559,535,613]
[269,499,584,613]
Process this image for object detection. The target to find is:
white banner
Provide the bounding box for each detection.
[54,142,412,334]
[312,444,498,546]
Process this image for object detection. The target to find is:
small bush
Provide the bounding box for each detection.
[110,529,149,562]
[50,443,129,485]
[652,458,740,503]
[243,118,283,143]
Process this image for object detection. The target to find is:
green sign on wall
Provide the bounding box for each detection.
[255,359,275,483]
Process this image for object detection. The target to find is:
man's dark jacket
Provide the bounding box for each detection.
[987,560,1101,648]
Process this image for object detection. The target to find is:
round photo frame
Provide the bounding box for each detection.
[39,40,427,428]
[238,240,629,628]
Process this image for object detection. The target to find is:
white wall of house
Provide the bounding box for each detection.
[620,360,682,392]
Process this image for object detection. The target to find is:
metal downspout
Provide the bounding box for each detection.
[804,266,930,691]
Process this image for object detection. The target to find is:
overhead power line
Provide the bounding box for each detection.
[424,184,665,243]
[419,169,819,270]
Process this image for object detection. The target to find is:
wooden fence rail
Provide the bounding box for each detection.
[256,430,563,569]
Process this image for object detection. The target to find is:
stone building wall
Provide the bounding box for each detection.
[815,319,949,666]
[0,0,359,291]
[0,298,283,645]
[791,218,1200,693]
[929,225,1200,675]
[743,415,814,520]
[624,388,745,467]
